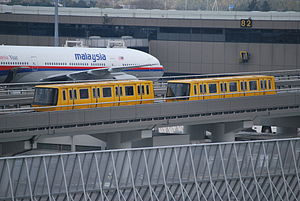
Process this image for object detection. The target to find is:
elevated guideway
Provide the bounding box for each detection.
[0,89,299,143]
[0,138,299,201]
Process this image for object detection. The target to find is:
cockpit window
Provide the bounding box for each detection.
[33,88,58,106]
[166,83,190,99]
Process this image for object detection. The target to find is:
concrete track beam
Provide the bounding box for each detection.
[94,130,153,149]
[184,121,253,143]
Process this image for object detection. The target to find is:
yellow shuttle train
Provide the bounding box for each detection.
[32,80,154,111]
[166,75,276,101]
[32,75,276,111]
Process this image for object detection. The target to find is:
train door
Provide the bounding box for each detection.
[240,80,249,96]
[220,82,228,98]
[115,85,123,106]
[68,88,77,109]
[73,87,92,109]
[190,84,198,101]
[92,87,100,108]
[61,88,72,110]
[199,83,207,100]
[259,78,268,95]
[138,83,154,104]
[267,77,276,95]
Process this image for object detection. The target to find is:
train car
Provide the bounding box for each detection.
[166,75,276,102]
[32,80,154,111]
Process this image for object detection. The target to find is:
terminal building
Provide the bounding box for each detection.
[0,5,300,75]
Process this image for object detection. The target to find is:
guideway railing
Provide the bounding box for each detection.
[0,138,300,201]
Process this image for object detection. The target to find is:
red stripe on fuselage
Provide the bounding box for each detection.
[0,65,164,71]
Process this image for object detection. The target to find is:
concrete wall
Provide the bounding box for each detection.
[149,40,300,74]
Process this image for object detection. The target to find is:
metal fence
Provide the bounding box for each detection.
[1,138,300,201]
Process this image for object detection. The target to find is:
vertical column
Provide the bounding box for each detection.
[184,124,207,141]
[106,133,122,149]
[210,123,235,142]
[70,136,76,152]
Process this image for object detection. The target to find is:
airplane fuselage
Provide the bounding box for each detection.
[0,46,164,82]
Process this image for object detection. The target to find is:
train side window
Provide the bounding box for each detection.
[125,86,134,96]
[146,85,150,94]
[200,84,207,93]
[249,81,258,90]
[93,88,100,98]
[241,81,247,91]
[209,83,217,93]
[142,85,145,94]
[102,87,112,97]
[194,85,197,95]
[62,90,66,101]
[79,89,89,99]
[220,83,227,93]
[229,82,237,92]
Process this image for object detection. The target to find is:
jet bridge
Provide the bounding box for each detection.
[0,138,300,201]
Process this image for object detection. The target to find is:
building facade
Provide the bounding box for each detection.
[0,5,299,74]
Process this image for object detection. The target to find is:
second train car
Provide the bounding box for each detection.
[166,75,276,101]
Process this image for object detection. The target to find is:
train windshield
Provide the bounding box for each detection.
[166,83,190,99]
[33,88,58,106]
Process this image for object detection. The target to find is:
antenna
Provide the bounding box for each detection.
[54,0,59,46]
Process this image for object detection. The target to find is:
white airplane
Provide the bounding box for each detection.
[0,45,164,83]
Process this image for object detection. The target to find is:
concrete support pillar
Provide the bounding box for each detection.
[103,130,153,149]
[106,133,123,149]
[277,127,298,136]
[210,123,234,142]
[184,124,207,141]
[210,121,253,142]
[70,136,76,152]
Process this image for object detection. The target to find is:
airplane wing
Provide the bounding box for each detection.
[41,64,157,81]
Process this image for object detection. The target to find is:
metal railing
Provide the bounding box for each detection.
[0,138,300,201]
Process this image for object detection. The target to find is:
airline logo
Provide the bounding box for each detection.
[74,53,106,62]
